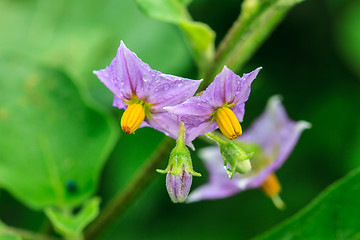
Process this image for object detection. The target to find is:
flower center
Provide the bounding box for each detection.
[121,103,145,134]
[214,106,242,139]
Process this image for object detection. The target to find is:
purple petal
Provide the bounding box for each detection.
[230,101,245,122]
[185,119,218,145]
[112,95,127,110]
[94,41,152,102]
[146,72,202,110]
[236,96,310,188]
[165,96,218,143]
[144,111,180,139]
[201,66,261,107]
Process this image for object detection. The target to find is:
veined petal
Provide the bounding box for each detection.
[112,95,127,109]
[230,101,245,123]
[144,110,196,149]
[147,72,202,110]
[233,67,262,104]
[94,41,152,103]
[166,97,216,117]
[185,119,218,146]
[201,66,261,107]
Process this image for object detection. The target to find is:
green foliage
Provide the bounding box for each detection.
[255,168,360,240]
[0,234,22,240]
[0,222,22,240]
[134,0,215,74]
[336,0,360,79]
[45,197,100,237]
[0,59,118,210]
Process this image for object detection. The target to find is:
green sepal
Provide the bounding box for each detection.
[206,132,253,176]
[157,122,201,177]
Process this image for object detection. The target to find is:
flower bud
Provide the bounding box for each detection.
[166,169,193,203]
[157,122,201,203]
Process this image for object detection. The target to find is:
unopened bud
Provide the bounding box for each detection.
[166,169,193,203]
[157,122,201,203]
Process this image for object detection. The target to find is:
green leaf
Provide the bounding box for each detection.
[254,168,360,240]
[134,0,215,74]
[0,222,22,240]
[45,197,100,237]
[0,58,118,210]
[0,233,22,240]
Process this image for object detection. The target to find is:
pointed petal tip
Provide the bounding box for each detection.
[297,120,312,131]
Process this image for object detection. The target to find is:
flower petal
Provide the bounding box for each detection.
[112,95,127,110]
[201,66,261,107]
[94,41,152,102]
[236,96,311,189]
[147,72,202,110]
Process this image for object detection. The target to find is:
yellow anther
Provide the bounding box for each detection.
[121,103,145,134]
[261,173,285,210]
[215,107,242,140]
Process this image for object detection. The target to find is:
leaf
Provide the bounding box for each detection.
[0,233,22,240]
[134,0,215,73]
[0,58,118,210]
[254,168,360,240]
[0,222,22,240]
[45,197,100,237]
[0,0,193,106]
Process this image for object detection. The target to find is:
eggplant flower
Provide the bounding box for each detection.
[94,41,201,139]
[167,66,261,144]
[187,96,310,208]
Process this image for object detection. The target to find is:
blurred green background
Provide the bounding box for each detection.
[0,0,360,239]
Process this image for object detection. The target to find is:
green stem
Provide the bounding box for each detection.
[200,0,303,89]
[1,225,59,240]
[84,137,174,240]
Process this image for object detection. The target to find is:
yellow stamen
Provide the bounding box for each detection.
[261,173,285,210]
[214,107,242,139]
[121,103,145,134]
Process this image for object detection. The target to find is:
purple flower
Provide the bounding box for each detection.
[94,41,201,140]
[167,66,261,144]
[187,96,310,203]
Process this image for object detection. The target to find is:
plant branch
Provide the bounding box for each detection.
[200,0,303,89]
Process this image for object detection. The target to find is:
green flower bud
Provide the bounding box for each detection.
[157,122,201,203]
